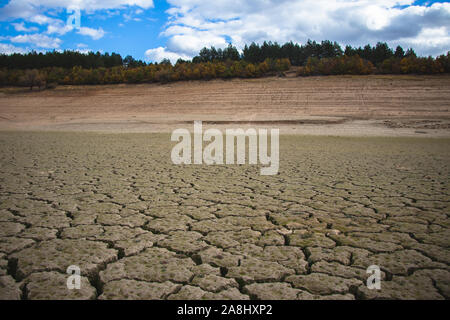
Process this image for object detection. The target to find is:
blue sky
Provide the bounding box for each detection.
[0,0,449,63]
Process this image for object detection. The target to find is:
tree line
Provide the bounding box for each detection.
[194,41,423,66]
[0,40,449,89]
[0,58,291,89]
[298,53,450,76]
[0,51,128,70]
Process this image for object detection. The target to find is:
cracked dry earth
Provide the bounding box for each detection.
[0,132,449,300]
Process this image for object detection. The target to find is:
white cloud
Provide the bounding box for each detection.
[0,42,27,54]
[28,14,57,25]
[123,13,142,22]
[75,48,92,54]
[46,24,74,35]
[364,5,395,30]
[145,47,191,63]
[2,0,449,59]
[0,0,154,51]
[0,1,155,20]
[75,43,91,53]
[9,33,62,48]
[12,22,38,32]
[144,0,450,59]
[167,33,228,56]
[77,27,105,40]
[395,27,450,56]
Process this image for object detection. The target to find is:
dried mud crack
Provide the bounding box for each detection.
[0,132,449,300]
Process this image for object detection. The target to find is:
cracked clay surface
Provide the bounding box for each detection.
[0,132,449,300]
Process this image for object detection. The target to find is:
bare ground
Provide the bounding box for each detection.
[0,133,449,300]
[0,75,449,300]
[1,75,450,136]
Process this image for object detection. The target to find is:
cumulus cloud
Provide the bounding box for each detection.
[144,0,450,60]
[2,0,449,59]
[166,33,228,56]
[10,33,62,48]
[0,1,154,20]
[11,22,38,32]
[396,27,450,56]
[75,43,92,54]
[46,24,74,36]
[145,47,191,63]
[0,0,154,53]
[0,42,27,54]
[77,27,105,40]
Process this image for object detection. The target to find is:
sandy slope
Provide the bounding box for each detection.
[1,75,449,136]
